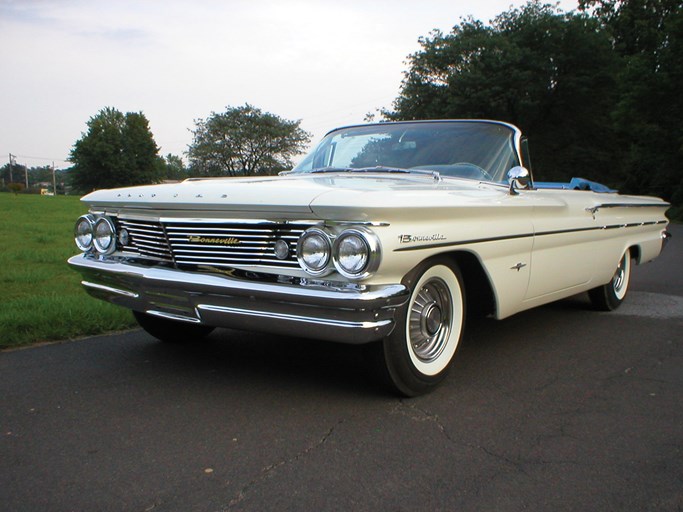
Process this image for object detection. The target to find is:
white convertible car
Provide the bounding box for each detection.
[68,120,670,395]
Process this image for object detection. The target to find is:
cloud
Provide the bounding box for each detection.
[0,0,578,167]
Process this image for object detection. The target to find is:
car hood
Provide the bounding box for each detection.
[81,173,510,219]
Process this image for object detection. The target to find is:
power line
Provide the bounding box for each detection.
[12,153,70,165]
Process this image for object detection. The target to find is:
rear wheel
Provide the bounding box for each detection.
[588,249,632,311]
[133,311,215,343]
[376,258,465,396]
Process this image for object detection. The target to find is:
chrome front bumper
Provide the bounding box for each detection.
[68,255,409,344]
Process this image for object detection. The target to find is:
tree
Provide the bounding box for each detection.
[580,0,683,208]
[69,107,163,191]
[160,154,189,181]
[0,162,27,188]
[188,104,311,176]
[386,1,621,184]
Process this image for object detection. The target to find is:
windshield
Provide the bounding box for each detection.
[292,121,521,182]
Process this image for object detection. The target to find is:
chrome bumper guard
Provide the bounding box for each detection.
[68,255,409,344]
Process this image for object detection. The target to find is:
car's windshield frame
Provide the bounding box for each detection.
[291,120,523,183]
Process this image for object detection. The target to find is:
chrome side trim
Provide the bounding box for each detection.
[394,220,668,252]
[326,220,390,227]
[81,281,140,298]
[586,202,671,217]
[197,304,392,331]
[146,310,201,324]
[156,217,319,225]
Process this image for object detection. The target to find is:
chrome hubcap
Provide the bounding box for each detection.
[409,278,452,363]
[612,255,627,294]
[424,303,442,336]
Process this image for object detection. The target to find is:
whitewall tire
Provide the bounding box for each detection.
[379,258,465,396]
[588,248,632,311]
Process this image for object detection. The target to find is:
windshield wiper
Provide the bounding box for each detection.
[307,166,356,174]
[313,166,412,174]
[307,166,441,180]
[350,166,411,174]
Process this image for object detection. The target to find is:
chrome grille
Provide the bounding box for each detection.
[115,217,309,269]
[165,221,306,269]
[116,218,173,261]
[164,221,304,268]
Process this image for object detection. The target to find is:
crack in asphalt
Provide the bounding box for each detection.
[393,399,582,477]
[223,419,343,510]
[391,400,454,442]
[477,445,530,475]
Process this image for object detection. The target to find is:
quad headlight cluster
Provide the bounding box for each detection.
[297,226,381,279]
[74,214,118,255]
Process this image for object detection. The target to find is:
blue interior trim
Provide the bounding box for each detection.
[535,177,616,193]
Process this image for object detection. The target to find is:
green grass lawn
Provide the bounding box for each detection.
[0,193,135,349]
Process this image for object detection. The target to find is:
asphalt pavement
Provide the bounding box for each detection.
[2,225,682,512]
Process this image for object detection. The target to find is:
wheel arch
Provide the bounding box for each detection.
[403,250,496,318]
[449,250,497,317]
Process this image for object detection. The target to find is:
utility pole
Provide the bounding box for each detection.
[24,161,29,189]
[9,153,14,183]
[52,162,57,195]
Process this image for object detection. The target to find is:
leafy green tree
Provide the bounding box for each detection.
[0,162,26,187]
[188,104,311,176]
[0,163,8,185]
[161,154,189,181]
[580,0,683,206]
[386,1,621,184]
[69,107,163,191]
[28,165,52,184]
[1,162,29,187]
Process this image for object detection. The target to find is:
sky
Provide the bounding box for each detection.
[0,0,579,169]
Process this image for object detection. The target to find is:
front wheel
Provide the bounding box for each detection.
[133,311,215,343]
[588,249,632,311]
[376,258,466,396]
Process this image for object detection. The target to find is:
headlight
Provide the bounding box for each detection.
[335,233,368,274]
[92,216,117,255]
[297,228,332,275]
[333,227,381,279]
[74,214,95,252]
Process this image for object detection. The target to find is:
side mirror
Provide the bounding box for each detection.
[507,166,531,195]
